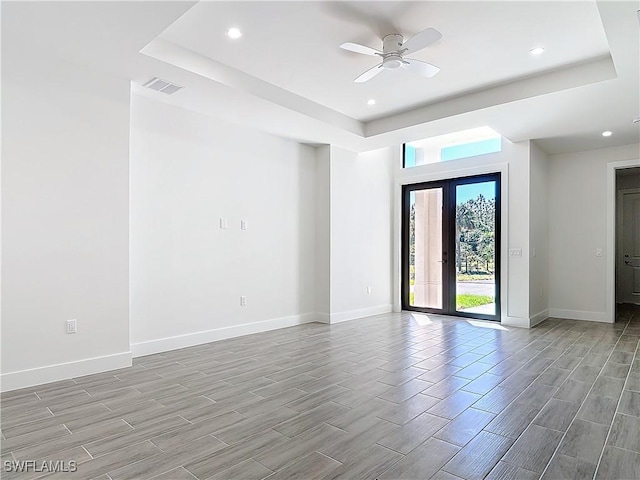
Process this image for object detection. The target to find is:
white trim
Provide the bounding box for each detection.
[316,312,331,324]
[530,309,549,327]
[548,308,609,323]
[606,158,640,323]
[131,313,316,357]
[1,351,132,393]
[502,316,530,328]
[329,304,393,324]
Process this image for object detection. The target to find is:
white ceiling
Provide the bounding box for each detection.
[2,1,639,155]
[160,1,610,122]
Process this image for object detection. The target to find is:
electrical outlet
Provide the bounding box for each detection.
[596,248,603,257]
[220,217,227,229]
[366,286,372,295]
[240,220,248,230]
[66,319,77,334]
[240,296,247,306]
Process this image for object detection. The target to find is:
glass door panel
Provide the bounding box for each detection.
[402,173,500,321]
[409,188,444,310]
[454,181,498,316]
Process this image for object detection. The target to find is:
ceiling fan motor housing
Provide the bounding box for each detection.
[382,34,404,70]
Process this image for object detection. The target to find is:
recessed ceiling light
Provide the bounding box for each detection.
[529,47,545,55]
[367,99,376,106]
[602,131,613,137]
[226,27,242,39]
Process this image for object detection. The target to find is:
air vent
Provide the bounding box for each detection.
[142,77,183,95]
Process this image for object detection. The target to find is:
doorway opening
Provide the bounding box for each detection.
[402,173,501,321]
[616,167,640,313]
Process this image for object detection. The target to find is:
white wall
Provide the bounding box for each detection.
[529,142,550,324]
[314,146,331,322]
[129,95,317,355]
[394,139,532,327]
[329,146,394,322]
[548,143,640,322]
[1,56,132,391]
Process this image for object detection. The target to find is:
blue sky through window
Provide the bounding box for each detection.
[404,145,416,168]
[456,181,496,204]
[441,138,501,162]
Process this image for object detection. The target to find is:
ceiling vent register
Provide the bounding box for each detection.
[142,77,183,95]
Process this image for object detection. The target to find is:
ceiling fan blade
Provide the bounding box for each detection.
[354,63,383,83]
[402,27,442,54]
[403,59,440,78]
[340,42,382,56]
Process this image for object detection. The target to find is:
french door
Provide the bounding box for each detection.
[402,173,501,321]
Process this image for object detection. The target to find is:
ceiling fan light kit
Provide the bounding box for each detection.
[340,27,442,83]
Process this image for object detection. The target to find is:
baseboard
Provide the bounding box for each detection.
[502,316,530,328]
[530,310,549,327]
[548,308,611,323]
[316,312,331,324]
[131,313,316,357]
[1,351,132,393]
[329,304,393,324]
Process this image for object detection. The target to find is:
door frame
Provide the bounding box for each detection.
[401,173,502,321]
[393,160,514,324]
[606,159,640,322]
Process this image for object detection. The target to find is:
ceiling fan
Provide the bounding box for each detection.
[340,27,442,83]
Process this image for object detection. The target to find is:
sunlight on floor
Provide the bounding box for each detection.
[410,313,434,326]
[467,319,508,331]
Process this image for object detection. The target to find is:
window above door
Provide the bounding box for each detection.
[404,126,502,168]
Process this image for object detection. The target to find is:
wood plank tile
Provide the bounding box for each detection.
[558,419,611,463]
[487,461,539,480]
[501,425,563,473]
[533,398,581,432]
[46,440,162,479]
[442,431,513,479]
[150,467,198,480]
[607,413,640,453]
[109,435,227,480]
[13,419,132,460]
[427,390,481,419]
[264,452,340,480]
[376,412,449,454]
[84,416,188,457]
[320,444,402,480]
[577,394,618,425]
[184,429,289,479]
[484,401,540,439]
[207,459,272,480]
[433,408,495,446]
[595,446,640,479]
[379,437,460,480]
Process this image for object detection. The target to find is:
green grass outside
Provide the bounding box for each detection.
[457,294,494,309]
[409,293,494,309]
[457,273,495,282]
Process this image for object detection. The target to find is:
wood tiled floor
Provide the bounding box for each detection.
[2,305,640,479]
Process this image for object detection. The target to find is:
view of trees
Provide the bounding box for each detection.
[455,194,495,275]
[408,193,496,276]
